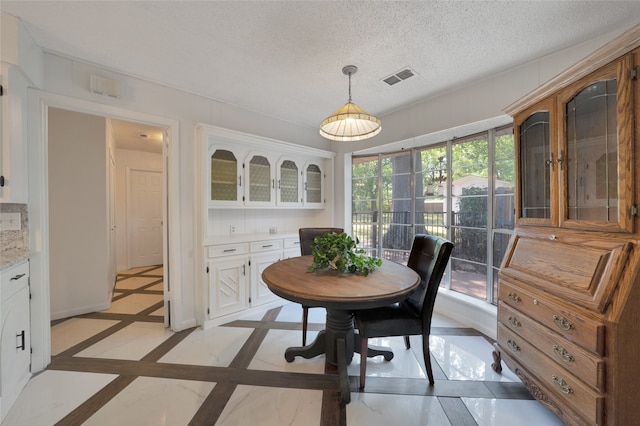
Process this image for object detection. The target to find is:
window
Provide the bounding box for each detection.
[351,125,514,304]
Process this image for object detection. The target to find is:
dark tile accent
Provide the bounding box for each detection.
[352,376,495,399]
[484,381,534,400]
[438,396,478,426]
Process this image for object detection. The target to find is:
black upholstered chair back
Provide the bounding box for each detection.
[299,227,344,256]
[404,235,454,327]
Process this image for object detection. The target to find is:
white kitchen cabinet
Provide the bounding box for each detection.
[0,64,30,203]
[199,124,333,210]
[206,242,249,319]
[303,161,324,208]
[283,237,301,258]
[249,240,282,306]
[209,143,245,207]
[276,158,302,207]
[1,261,30,422]
[245,151,276,207]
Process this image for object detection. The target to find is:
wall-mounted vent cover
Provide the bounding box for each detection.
[90,74,120,98]
[383,67,416,86]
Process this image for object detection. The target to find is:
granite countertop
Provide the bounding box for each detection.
[0,250,30,271]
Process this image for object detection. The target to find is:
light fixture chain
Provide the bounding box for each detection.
[348,72,352,103]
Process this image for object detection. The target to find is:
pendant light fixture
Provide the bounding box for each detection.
[320,65,381,141]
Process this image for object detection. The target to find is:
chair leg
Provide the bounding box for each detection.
[423,334,434,385]
[404,335,411,349]
[360,336,368,389]
[302,306,309,346]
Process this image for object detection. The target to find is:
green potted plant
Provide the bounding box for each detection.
[307,232,382,276]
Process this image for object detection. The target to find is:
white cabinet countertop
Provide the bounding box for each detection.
[204,232,299,246]
[0,250,29,271]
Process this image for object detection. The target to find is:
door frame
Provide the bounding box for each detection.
[26,89,181,372]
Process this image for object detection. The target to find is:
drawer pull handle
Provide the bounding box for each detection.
[10,273,26,281]
[262,244,274,248]
[507,292,521,303]
[508,316,521,328]
[223,248,237,253]
[552,375,573,394]
[507,340,520,352]
[553,315,573,331]
[552,345,574,363]
[293,241,300,245]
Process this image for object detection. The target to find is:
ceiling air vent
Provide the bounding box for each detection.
[382,67,416,86]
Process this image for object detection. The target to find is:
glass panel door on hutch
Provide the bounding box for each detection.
[514,54,635,233]
[514,97,558,227]
[557,54,634,233]
[209,146,244,207]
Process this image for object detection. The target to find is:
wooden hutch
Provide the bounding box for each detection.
[491,24,640,426]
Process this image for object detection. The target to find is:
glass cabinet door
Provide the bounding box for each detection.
[304,162,323,206]
[515,98,557,226]
[559,55,634,233]
[278,159,301,205]
[246,154,274,205]
[211,148,241,203]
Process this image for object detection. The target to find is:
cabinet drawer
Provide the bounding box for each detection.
[1,261,29,302]
[498,303,604,391]
[208,243,249,258]
[250,240,283,253]
[283,237,301,250]
[499,281,604,354]
[498,324,603,424]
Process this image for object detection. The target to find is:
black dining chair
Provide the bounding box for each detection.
[354,234,454,389]
[298,227,344,346]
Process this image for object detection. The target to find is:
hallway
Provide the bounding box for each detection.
[2,266,563,425]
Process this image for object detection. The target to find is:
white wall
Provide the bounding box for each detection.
[35,23,629,333]
[48,107,110,319]
[114,148,162,271]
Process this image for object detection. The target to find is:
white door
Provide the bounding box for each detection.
[128,169,163,268]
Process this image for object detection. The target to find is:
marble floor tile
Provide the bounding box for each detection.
[249,329,325,374]
[146,282,164,291]
[83,377,215,426]
[431,311,467,328]
[347,393,451,425]
[115,276,160,290]
[217,385,323,426]
[150,306,164,316]
[276,302,327,325]
[462,397,565,426]
[429,335,519,382]
[160,326,253,367]
[75,322,174,360]
[51,317,120,355]
[102,293,164,314]
[2,370,117,425]
[118,266,158,275]
[347,336,426,380]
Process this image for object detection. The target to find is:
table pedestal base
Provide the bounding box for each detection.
[284,309,393,404]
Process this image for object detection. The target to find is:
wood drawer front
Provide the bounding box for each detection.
[498,303,604,391]
[500,235,631,312]
[499,281,604,354]
[250,239,283,252]
[208,243,249,258]
[498,324,603,424]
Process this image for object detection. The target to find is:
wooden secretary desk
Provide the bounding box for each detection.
[491,24,640,426]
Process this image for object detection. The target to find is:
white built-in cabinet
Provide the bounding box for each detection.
[206,236,300,323]
[203,126,329,209]
[1,261,31,422]
[198,124,335,325]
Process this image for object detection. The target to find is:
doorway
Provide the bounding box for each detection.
[47,108,168,324]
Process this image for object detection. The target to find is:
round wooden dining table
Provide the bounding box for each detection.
[261,255,421,404]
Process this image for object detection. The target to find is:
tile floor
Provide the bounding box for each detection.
[1,265,565,425]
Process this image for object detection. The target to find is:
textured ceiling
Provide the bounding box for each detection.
[3,1,640,137]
